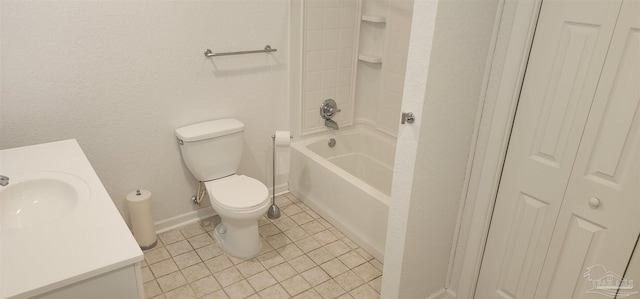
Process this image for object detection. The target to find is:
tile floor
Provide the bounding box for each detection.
[141,193,383,299]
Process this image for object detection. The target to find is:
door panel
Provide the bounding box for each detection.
[535,1,640,296]
[475,0,623,297]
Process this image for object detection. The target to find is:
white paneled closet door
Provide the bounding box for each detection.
[534,1,640,296]
[475,0,640,297]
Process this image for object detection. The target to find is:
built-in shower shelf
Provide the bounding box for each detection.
[361,15,386,23]
[358,53,383,64]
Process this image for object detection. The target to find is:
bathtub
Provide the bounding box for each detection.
[289,127,396,261]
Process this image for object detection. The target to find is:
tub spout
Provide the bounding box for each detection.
[0,175,8,186]
[325,119,339,130]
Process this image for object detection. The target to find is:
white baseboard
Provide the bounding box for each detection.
[154,185,290,233]
[155,206,216,233]
[425,288,456,299]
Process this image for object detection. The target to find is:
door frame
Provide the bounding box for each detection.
[453,0,543,297]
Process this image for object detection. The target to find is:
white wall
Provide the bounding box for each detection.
[382,0,499,297]
[354,0,413,137]
[0,1,290,226]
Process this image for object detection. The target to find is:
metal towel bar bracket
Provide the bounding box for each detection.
[204,45,277,57]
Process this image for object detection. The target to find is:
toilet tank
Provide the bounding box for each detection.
[175,119,245,182]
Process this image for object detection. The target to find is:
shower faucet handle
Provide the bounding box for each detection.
[320,99,341,120]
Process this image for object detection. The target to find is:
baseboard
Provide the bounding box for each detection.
[155,206,216,233]
[425,288,456,299]
[155,185,290,233]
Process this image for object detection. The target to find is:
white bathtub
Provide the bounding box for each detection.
[289,127,396,261]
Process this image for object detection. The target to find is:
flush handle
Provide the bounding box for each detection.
[401,112,415,124]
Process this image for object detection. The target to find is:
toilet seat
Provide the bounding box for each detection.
[205,175,269,211]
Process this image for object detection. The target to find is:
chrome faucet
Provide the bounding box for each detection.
[320,99,341,130]
[325,119,339,130]
[0,175,9,186]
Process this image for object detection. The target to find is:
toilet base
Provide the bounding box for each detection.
[213,220,262,259]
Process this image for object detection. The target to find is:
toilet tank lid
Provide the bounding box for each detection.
[175,118,245,142]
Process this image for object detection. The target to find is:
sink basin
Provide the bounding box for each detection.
[1,172,90,229]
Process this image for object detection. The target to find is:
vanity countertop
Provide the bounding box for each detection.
[0,139,143,299]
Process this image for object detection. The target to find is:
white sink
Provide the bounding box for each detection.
[1,172,90,229]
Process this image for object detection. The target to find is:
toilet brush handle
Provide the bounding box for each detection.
[272,135,276,204]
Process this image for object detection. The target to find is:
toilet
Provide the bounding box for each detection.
[175,118,270,259]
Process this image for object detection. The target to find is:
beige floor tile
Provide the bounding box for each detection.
[145,247,171,265]
[370,258,383,271]
[188,233,214,249]
[337,251,366,269]
[369,276,382,293]
[281,275,312,296]
[196,243,225,261]
[317,218,333,229]
[293,288,324,299]
[246,270,277,291]
[191,275,221,297]
[300,266,330,286]
[257,250,286,268]
[236,259,265,278]
[179,222,206,238]
[312,230,338,244]
[150,259,179,278]
[290,211,314,225]
[325,240,351,257]
[269,262,297,281]
[307,247,335,265]
[150,193,384,299]
[157,271,187,293]
[272,217,298,232]
[266,233,293,249]
[282,204,303,216]
[144,280,162,298]
[200,289,229,299]
[224,280,255,299]
[352,262,381,282]
[334,271,365,292]
[296,236,323,253]
[276,243,304,260]
[213,266,244,287]
[314,279,346,299]
[259,223,281,238]
[159,229,185,245]
[174,251,201,269]
[182,262,211,282]
[342,238,359,250]
[164,284,196,299]
[289,255,316,273]
[300,221,325,235]
[258,284,290,299]
[205,255,234,273]
[320,259,349,277]
[165,240,193,257]
[149,295,166,299]
[283,226,311,242]
[329,227,346,239]
[141,266,155,283]
[354,248,374,261]
[349,284,379,299]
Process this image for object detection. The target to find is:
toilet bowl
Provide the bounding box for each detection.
[206,175,269,258]
[175,118,270,259]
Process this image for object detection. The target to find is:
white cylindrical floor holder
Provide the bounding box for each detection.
[126,189,157,250]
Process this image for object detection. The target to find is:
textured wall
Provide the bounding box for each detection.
[382,0,498,297]
[0,0,289,225]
